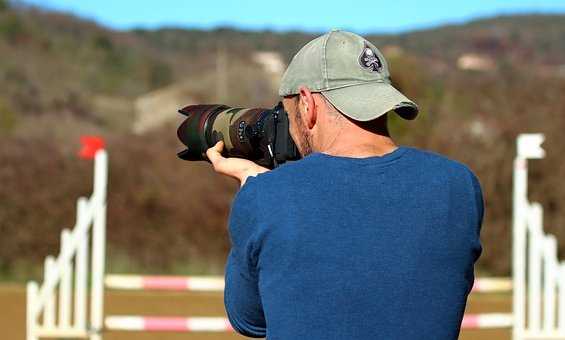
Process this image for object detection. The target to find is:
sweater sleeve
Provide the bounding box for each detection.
[224,177,266,338]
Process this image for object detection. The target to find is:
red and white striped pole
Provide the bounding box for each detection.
[104,274,225,292]
[105,316,233,332]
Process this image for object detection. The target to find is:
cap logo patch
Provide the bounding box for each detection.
[359,42,383,73]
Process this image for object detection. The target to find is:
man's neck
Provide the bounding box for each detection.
[321,138,398,158]
[316,118,397,158]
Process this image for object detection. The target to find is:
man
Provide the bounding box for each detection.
[207,30,483,340]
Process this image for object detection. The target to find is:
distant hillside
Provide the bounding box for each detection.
[369,15,565,64]
[2,1,564,126]
[133,15,565,63]
[134,15,565,68]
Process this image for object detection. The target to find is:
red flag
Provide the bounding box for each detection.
[79,136,105,159]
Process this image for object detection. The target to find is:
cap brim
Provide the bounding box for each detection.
[321,82,419,121]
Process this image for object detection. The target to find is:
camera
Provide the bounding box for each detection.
[177,102,301,169]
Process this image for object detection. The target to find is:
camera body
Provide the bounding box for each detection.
[177,102,301,169]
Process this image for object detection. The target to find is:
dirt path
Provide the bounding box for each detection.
[0,284,510,339]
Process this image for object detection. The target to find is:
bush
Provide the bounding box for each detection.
[0,98,17,133]
[0,14,25,43]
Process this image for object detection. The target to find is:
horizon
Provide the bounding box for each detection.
[19,0,565,34]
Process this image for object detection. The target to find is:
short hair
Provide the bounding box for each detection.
[286,93,389,135]
[287,93,338,117]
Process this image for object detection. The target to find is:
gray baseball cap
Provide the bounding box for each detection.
[279,30,418,121]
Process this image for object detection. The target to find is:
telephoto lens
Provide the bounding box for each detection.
[177,102,300,169]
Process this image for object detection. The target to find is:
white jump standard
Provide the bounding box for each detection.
[26,150,108,340]
[512,134,565,339]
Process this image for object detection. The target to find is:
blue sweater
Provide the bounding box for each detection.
[224,146,483,340]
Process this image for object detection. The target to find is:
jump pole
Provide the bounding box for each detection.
[512,134,545,340]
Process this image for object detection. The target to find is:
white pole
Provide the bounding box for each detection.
[43,256,56,327]
[513,134,545,339]
[513,156,527,339]
[26,281,38,340]
[91,150,108,340]
[93,150,108,200]
[59,229,72,328]
[558,263,565,331]
[75,197,89,330]
[544,235,558,331]
[528,203,543,332]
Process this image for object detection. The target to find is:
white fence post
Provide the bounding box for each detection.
[527,203,543,332]
[512,147,528,339]
[26,282,38,340]
[43,256,56,328]
[59,229,73,329]
[559,263,565,331]
[513,133,545,340]
[75,197,89,330]
[543,235,558,331]
[91,150,108,340]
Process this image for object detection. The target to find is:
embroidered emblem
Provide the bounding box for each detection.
[358,42,383,73]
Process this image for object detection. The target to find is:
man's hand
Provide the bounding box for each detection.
[206,141,270,187]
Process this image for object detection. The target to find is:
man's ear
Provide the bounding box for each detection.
[298,86,317,129]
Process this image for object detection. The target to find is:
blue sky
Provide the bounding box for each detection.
[22,0,565,33]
